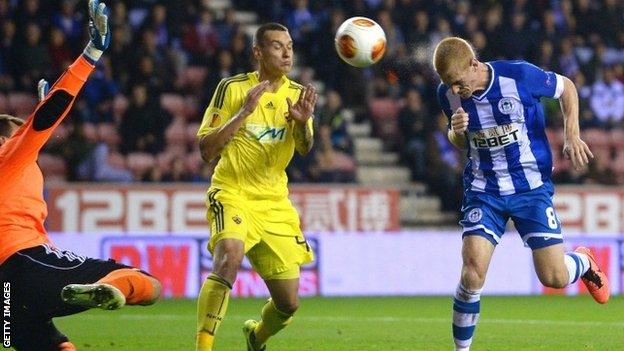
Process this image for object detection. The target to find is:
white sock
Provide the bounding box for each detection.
[564,252,590,285]
[453,284,481,350]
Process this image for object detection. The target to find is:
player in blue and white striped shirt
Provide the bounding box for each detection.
[433,37,610,351]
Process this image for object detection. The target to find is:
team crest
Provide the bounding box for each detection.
[467,208,483,223]
[498,98,515,114]
[232,215,242,225]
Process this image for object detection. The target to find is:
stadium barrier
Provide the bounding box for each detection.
[44,183,624,236]
[44,183,401,233]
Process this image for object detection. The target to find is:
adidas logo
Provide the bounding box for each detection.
[265,101,275,109]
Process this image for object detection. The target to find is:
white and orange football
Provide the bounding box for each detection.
[334,17,386,67]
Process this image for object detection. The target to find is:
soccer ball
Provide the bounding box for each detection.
[334,17,386,68]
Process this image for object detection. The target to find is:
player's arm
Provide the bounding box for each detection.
[0,0,110,171]
[518,61,593,169]
[559,75,593,169]
[437,84,468,150]
[288,84,317,155]
[447,108,469,150]
[198,80,270,162]
[292,118,314,155]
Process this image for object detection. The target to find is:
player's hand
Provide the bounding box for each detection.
[83,0,110,63]
[563,136,594,170]
[88,0,110,51]
[37,79,49,101]
[287,84,318,124]
[450,107,469,135]
[240,80,270,117]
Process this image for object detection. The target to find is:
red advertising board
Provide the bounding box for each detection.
[554,187,624,235]
[45,184,400,233]
[101,236,319,298]
[101,237,200,298]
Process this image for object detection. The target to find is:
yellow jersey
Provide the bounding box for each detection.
[197,71,313,200]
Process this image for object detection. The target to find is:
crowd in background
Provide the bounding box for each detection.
[1,0,623,200]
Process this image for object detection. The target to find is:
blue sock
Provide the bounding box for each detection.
[453,284,482,350]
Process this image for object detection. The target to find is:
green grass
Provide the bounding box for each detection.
[54,296,624,350]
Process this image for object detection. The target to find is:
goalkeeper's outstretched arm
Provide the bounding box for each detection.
[0,0,111,177]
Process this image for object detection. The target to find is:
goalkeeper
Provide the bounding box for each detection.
[0,2,160,350]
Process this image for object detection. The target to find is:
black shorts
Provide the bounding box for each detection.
[0,244,131,350]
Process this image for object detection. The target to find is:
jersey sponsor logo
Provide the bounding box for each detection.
[265,101,275,109]
[497,97,516,114]
[469,123,520,149]
[246,124,287,143]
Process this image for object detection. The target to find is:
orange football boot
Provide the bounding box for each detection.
[575,247,610,304]
[58,341,77,351]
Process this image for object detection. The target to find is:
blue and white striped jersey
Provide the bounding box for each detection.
[437,60,565,196]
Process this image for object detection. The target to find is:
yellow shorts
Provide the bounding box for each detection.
[205,188,314,280]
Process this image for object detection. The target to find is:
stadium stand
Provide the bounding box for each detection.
[1,0,623,226]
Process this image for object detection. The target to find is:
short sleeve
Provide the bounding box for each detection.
[517,61,565,99]
[197,78,238,137]
[437,83,453,127]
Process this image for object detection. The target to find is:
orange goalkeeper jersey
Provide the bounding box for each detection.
[0,55,95,265]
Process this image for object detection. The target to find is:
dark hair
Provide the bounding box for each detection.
[0,114,24,137]
[254,23,288,46]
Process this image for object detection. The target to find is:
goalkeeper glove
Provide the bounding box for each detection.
[83,0,111,63]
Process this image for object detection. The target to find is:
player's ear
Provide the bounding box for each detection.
[470,58,479,71]
[252,44,262,61]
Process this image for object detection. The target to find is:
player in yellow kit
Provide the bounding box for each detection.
[195,23,318,351]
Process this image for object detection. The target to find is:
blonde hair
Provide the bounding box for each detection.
[0,114,24,137]
[432,37,476,77]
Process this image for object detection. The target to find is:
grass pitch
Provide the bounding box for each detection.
[54,296,623,350]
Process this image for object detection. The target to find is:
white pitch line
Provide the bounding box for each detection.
[70,314,624,328]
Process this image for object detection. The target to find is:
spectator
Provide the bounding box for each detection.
[52,0,83,52]
[598,0,624,46]
[377,9,406,60]
[285,0,314,44]
[535,40,557,72]
[558,37,580,77]
[16,23,50,90]
[78,123,133,182]
[183,9,219,65]
[502,12,533,59]
[318,90,353,155]
[313,125,356,183]
[48,28,74,77]
[0,20,17,91]
[404,10,430,64]
[590,65,624,128]
[398,89,428,181]
[82,58,118,123]
[143,3,169,48]
[216,8,240,49]
[426,113,462,211]
[229,30,253,73]
[120,84,172,154]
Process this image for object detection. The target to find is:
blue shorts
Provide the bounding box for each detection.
[459,183,563,250]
